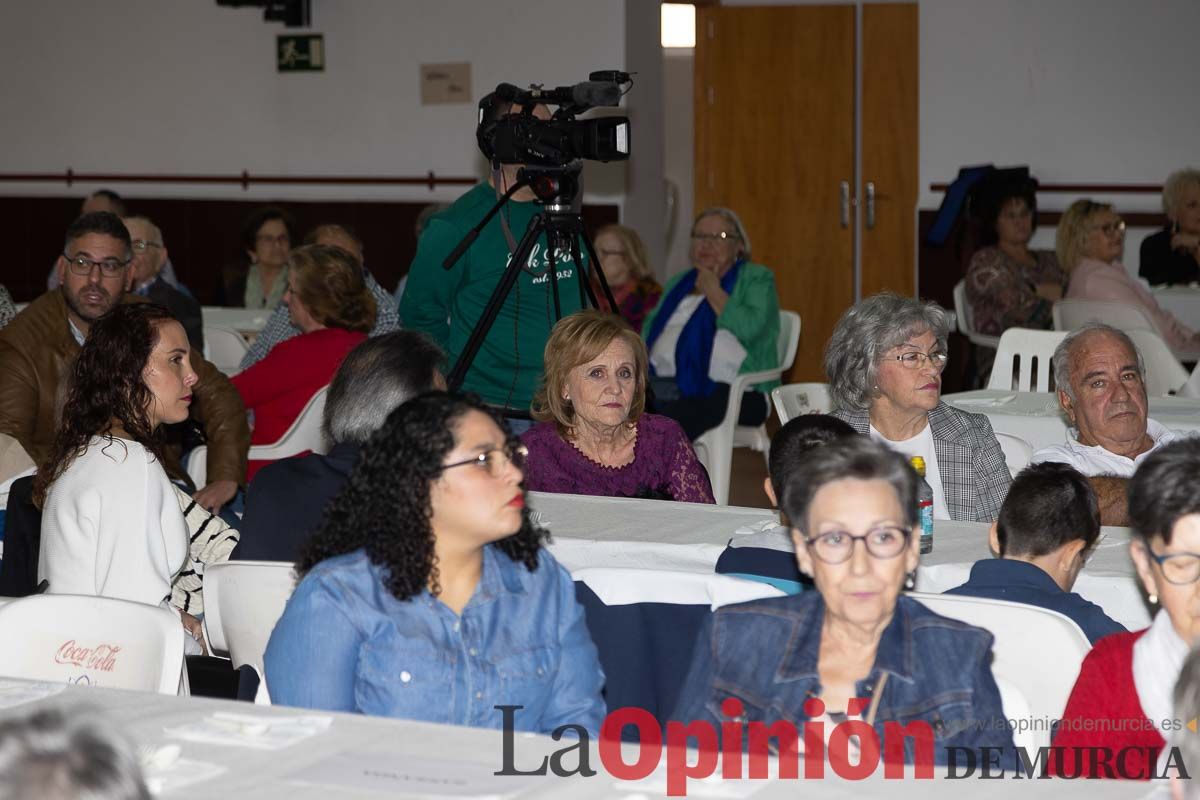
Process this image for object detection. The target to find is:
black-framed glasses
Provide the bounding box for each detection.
[61,253,130,277]
[131,240,163,253]
[805,526,911,564]
[1144,545,1200,586]
[888,351,949,371]
[441,442,527,477]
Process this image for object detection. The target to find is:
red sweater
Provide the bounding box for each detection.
[1050,629,1165,779]
[230,328,366,482]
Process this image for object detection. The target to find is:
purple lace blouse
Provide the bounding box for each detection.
[520,413,715,503]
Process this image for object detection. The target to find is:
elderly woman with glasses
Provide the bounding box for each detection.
[1140,168,1200,287]
[672,436,1014,764]
[1060,198,1200,355]
[265,392,606,735]
[1052,437,1200,779]
[824,292,1011,522]
[642,207,780,440]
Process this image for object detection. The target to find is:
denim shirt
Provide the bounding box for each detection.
[672,592,1015,764]
[264,546,606,735]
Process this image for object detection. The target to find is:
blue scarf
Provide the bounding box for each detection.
[645,259,743,399]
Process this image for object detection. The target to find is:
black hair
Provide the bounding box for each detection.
[63,211,132,256]
[1128,437,1200,545]
[88,189,127,216]
[297,391,547,600]
[240,206,298,253]
[767,414,857,498]
[780,436,918,535]
[995,462,1100,557]
[973,175,1039,246]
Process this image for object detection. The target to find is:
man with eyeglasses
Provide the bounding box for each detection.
[0,212,249,513]
[122,215,203,351]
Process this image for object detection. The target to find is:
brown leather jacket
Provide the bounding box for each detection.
[0,291,250,486]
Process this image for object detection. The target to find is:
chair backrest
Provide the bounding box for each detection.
[203,561,296,677]
[203,325,249,375]
[770,383,833,424]
[994,431,1033,477]
[776,310,802,372]
[952,279,1000,348]
[1126,328,1189,396]
[249,386,330,461]
[1052,298,1157,333]
[0,594,183,694]
[909,592,1091,727]
[987,328,1068,392]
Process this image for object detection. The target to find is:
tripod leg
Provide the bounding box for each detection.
[581,230,619,312]
[570,236,599,310]
[546,237,563,321]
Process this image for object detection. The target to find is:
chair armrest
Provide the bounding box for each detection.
[722,368,784,426]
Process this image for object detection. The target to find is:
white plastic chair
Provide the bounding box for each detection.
[909,592,1091,749]
[0,594,184,695]
[187,386,329,489]
[693,310,801,506]
[203,561,296,705]
[770,382,833,424]
[203,325,250,376]
[1126,328,1190,396]
[952,279,1000,349]
[1053,297,1200,361]
[987,328,1068,392]
[994,431,1033,477]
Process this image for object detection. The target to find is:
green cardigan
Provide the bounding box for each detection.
[641,261,782,393]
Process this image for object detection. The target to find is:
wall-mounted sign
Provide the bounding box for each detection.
[420,62,472,105]
[277,34,324,72]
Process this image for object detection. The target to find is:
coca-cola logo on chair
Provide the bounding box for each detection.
[54,640,121,673]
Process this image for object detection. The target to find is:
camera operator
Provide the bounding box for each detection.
[401,95,586,430]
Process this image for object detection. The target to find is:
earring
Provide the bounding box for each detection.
[1149,593,1159,605]
[904,572,916,591]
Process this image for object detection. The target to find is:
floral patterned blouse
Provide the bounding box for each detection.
[964,247,1064,336]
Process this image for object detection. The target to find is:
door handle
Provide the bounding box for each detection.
[840,181,850,228]
[866,181,876,229]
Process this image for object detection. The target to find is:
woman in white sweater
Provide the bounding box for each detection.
[33,302,201,643]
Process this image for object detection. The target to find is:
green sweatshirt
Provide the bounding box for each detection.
[401,182,585,411]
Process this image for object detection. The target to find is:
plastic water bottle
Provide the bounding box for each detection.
[910,456,934,554]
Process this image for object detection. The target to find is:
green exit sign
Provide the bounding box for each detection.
[277,35,324,72]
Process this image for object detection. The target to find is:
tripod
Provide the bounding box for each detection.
[441,163,619,402]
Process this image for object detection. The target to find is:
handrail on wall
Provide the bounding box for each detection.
[930,181,1161,194]
[0,169,478,191]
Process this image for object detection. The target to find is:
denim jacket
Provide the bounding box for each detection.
[264,546,606,735]
[672,592,1015,764]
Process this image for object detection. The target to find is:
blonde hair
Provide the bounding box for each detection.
[288,244,376,333]
[1163,168,1200,219]
[531,310,648,437]
[594,224,652,281]
[1056,199,1113,274]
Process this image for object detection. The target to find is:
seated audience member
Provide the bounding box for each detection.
[1170,646,1200,795]
[393,203,449,316]
[265,392,605,734]
[1060,198,1200,354]
[0,706,150,800]
[0,285,15,330]
[1052,437,1200,779]
[1032,324,1181,526]
[945,461,1125,643]
[825,292,1011,522]
[672,436,1014,763]
[0,212,248,513]
[232,206,295,310]
[239,223,400,371]
[592,224,663,332]
[643,207,780,440]
[522,310,713,502]
[1140,168,1200,287]
[231,244,376,482]
[34,303,204,650]
[123,215,203,351]
[235,331,444,561]
[715,414,857,594]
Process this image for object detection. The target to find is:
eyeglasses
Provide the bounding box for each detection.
[1144,545,1200,585]
[441,442,527,477]
[805,527,911,564]
[691,231,741,243]
[131,240,163,253]
[61,253,131,277]
[256,233,290,245]
[888,351,949,371]
[1091,219,1126,238]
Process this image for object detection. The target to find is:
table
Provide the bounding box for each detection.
[1153,284,1200,330]
[944,389,1200,451]
[0,680,1153,798]
[201,307,271,335]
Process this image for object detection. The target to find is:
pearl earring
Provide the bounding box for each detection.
[904,572,916,591]
[1149,593,1159,605]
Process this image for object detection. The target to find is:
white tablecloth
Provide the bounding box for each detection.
[1153,284,1200,331]
[201,307,271,334]
[944,389,1200,452]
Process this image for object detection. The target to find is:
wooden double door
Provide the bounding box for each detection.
[695,3,918,381]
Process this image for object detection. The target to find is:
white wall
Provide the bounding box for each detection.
[0,0,625,203]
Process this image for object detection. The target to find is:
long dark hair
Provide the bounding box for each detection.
[297,391,548,599]
[33,303,175,506]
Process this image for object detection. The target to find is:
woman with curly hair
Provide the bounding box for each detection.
[264,392,606,734]
[35,302,203,645]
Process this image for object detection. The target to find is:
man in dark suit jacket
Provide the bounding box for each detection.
[124,215,204,351]
[234,330,444,562]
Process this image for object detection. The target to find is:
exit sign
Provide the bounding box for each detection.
[277,35,324,72]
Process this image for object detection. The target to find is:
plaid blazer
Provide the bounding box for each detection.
[833,402,1011,523]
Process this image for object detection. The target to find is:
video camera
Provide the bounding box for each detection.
[476,71,632,167]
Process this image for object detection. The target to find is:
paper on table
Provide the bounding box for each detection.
[163,712,332,751]
[144,756,227,795]
[288,751,546,798]
[0,679,65,709]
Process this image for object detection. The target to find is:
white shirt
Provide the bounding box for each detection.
[1030,419,1180,477]
[39,436,189,606]
[870,423,951,520]
[649,295,747,383]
